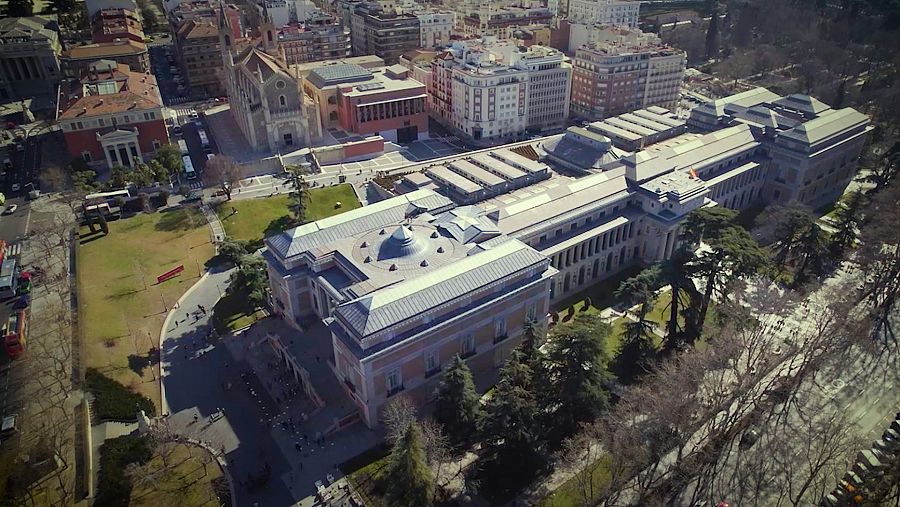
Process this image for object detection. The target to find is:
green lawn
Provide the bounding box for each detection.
[130,443,224,507]
[551,266,644,318]
[212,286,265,333]
[343,447,391,507]
[76,209,215,409]
[217,184,361,243]
[539,455,613,507]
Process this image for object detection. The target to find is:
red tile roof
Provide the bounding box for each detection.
[59,64,162,120]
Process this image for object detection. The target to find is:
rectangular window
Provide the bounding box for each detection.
[98,118,105,127]
[494,318,508,343]
[386,368,403,396]
[425,350,440,377]
[460,334,476,358]
[526,302,537,322]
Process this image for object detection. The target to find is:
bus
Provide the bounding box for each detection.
[198,129,211,153]
[0,258,16,300]
[4,310,26,359]
[178,139,189,156]
[183,155,197,180]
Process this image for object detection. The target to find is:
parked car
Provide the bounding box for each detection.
[190,111,199,120]
[12,294,29,309]
[0,414,18,438]
[10,184,19,192]
[172,125,183,136]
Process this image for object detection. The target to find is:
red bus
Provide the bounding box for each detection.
[4,310,26,359]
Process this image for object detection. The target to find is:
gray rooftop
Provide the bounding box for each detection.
[307,63,373,88]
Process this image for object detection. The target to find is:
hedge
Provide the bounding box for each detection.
[85,368,155,422]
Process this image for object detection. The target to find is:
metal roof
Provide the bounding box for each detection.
[307,63,372,88]
[449,160,506,187]
[469,153,527,180]
[426,165,483,194]
[266,189,453,260]
[334,239,545,339]
[777,108,869,146]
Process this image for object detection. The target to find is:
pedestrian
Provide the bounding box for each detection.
[186,312,190,321]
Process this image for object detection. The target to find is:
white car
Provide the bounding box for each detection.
[190,111,199,119]
[4,204,17,214]
[10,183,20,192]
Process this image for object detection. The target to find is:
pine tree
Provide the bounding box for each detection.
[544,315,614,442]
[289,172,311,224]
[384,422,434,507]
[829,191,865,259]
[482,350,542,471]
[433,355,482,449]
[519,319,545,367]
[705,2,720,61]
[613,265,661,382]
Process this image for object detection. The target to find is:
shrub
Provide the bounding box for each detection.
[85,368,155,422]
[113,196,126,209]
[178,185,191,197]
[95,435,153,507]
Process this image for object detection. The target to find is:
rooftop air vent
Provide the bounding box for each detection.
[363,256,372,263]
[379,229,386,235]
[389,263,398,271]
[420,259,429,267]
[430,231,438,239]
[437,246,445,253]
[360,241,368,248]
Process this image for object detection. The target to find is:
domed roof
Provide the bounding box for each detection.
[378,225,430,261]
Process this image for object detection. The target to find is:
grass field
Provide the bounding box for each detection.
[538,455,613,507]
[212,286,265,333]
[129,443,224,507]
[76,209,214,409]
[216,184,361,243]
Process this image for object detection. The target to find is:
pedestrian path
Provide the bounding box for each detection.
[200,203,226,243]
[172,107,196,121]
[5,242,21,258]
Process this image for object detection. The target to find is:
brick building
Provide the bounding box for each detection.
[175,19,224,97]
[58,60,168,167]
[60,39,149,77]
[91,9,144,44]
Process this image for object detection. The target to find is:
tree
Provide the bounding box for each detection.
[481,350,543,482]
[384,422,434,507]
[217,239,247,266]
[141,8,158,33]
[659,246,695,353]
[864,144,900,193]
[433,356,482,449]
[107,166,129,190]
[519,319,546,368]
[705,2,720,60]
[72,168,99,193]
[131,163,155,188]
[288,171,311,224]
[229,255,267,309]
[755,204,817,268]
[791,219,830,286]
[829,191,865,258]
[153,144,184,178]
[614,265,662,382]
[39,166,68,191]
[203,155,240,200]
[147,159,167,183]
[858,178,900,344]
[6,0,34,16]
[544,315,614,443]
[681,207,769,341]
[48,0,75,12]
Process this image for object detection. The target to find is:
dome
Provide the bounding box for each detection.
[377,226,430,261]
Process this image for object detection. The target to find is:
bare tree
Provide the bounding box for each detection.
[203,156,241,200]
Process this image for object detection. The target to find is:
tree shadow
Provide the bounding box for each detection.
[79,230,107,245]
[155,208,202,232]
[263,215,295,238]
[127,348,160,377]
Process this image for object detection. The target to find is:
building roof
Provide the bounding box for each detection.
[62,39,147,60]
[59,62,161,119]
[771,94,831,117]
[177,19,218,39]
[266,189,454,260]
[777,108,870,147]
[333,239,545,340]
[306,63,372,88]
[233,46,289,82]
[0,16,59,43]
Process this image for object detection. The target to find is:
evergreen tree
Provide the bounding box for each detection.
[289,172,311,224]
[613,265,661,382]
[217,239,248,266]
[229,255,267,308]
[482,350,542,473]
[384,422,434,507]
[705,2,720,60]
[153,144,184,178]
[791,220,830,287]
[544,315,614,442]
[829,191,865,258]
[433,356,482,449]
[833,78,847,108]
[519,319,546,367]
[7,0,34,16]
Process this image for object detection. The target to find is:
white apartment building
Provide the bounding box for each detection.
[416,11,454,48]
[567,0,640,27]
[259,0,318,27]
[437,39,571,146]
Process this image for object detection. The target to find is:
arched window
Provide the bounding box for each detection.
[267,30,273,43]
[279,95,286,107]
[328,111,338,121]
[327,96,337,105]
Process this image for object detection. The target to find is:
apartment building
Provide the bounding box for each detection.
[169,0,242,42]
[461,6,553,38]
[264,189,556,427]
[57,60,168,167]
[0,16,62,103]
[277,13,351,65]
[92,8,144,44]
[304,63,427,142]
[350,3,420,65]
[570,32,686,120]
[259,0,318,27]
[416,11,454,48]
[175,19,224,97]
[61,39,149,77]
[567,0,640,26]
[434,40,571,145]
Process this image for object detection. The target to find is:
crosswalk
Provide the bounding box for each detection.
[5,243,21,258]
[172,108,196,121]
[186,181,204,190]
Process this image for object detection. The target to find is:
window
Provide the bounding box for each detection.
[81,151,92,162]
[283,133,293,146]
[526,302,537,322]
[425,350,440,377]
[276,80,286,89]
[279,95,286,107]
[494,317,508,343]
[98,118,105,127]
[386,368,403,396]
[152,139,161,150]
[460,334,476,358]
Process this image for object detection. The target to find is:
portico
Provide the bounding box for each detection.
[97,128,141,168]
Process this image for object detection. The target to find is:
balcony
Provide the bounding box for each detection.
[387,385,405,397]
[493,333,509,345]
[425,367,441,378]
[459,349,476,360]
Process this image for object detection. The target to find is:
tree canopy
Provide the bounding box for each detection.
[433,356,482,449]
[384,422,434,507]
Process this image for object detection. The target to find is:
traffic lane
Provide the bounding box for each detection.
[0,198,30,243]
[180,121,207,176]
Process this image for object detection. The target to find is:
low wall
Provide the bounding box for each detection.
[312,136,385,165]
